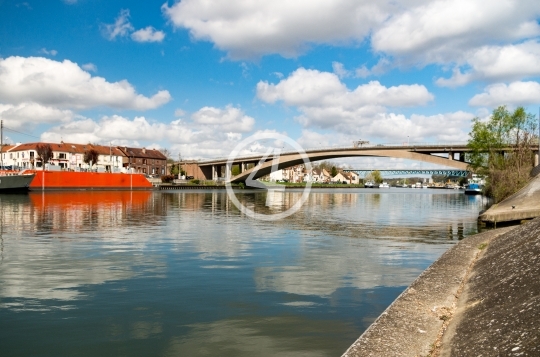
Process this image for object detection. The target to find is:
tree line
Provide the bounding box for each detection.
[467,105,538,203]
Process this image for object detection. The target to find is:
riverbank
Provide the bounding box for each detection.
[479,174,540,224]
[342,218,540,356]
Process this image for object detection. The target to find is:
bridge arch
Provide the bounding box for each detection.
[228,149,468,183]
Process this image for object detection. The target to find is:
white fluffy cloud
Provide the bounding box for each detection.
[437,41,540,87]
[162,0,387,59]
[469,81,540,107]
[191,105,255,133]
[0,103,73,129]
[257,68,433,130]
[0,56,171,110]
[255,67,475,143]
[131,26,165,43]
[40,105,257,159]
[372,0,540,63]
[163,0,540,70]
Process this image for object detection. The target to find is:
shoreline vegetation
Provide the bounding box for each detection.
[467,105,538,203]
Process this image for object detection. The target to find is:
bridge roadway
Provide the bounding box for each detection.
[182,143,473,183]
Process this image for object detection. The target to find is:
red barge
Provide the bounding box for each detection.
[27,171,154,191]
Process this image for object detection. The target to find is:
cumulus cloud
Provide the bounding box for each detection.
[255,67,474,143]
[40,105,257,159]
[0,56,171,110]
[469,81,540,107]
[372,0,540,64]
[257,68,433,131]
[131,26,165,43]
[191,105,255,132]
[161,0,540,88]
[162,0,387,59]
[436,41,540,87]
[102,9,133,40]
[0,103,73,129]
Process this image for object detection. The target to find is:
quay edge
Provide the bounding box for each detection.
[341,226,517,357]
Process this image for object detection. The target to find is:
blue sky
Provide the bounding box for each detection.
[1,0,540,168]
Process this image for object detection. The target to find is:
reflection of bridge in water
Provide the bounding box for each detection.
[344,169,470,177]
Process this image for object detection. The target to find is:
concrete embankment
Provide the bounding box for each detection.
[480,174,540,224]
[342,218,540,356]
[341,226,515,357]
[439,217,540,356]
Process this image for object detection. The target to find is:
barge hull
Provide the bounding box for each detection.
[29,171,153,191]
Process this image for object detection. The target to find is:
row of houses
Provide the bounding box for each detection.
[268,165,360,184]
[0,141,167,175]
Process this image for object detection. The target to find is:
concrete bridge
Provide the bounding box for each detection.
[181,142,540,183]
[183,143,474,183]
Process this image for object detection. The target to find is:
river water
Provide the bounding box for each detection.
[0,189,488,357]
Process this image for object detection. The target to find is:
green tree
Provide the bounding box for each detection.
[84,149,99,170]
[372,170,383,184]
[467,105,537,202]
[36,143,53,170]
[331,166,338,177]
[170,164,180,176]
[231,166,241,176]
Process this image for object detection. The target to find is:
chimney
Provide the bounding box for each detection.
[142,147,146,154]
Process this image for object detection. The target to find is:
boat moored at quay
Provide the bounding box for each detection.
[0,171,36,192]
[27,170,154,191]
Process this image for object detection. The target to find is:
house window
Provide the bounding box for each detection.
[59,153,66,159]
[30,151,34,158]
[143,159,147,164]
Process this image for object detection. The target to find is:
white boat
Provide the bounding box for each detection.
[422,184,428,189]
[415,182,422,188]
[365,181,379,188]
[379,182,390,188]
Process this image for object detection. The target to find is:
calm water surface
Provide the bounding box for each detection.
[0,189,489,357]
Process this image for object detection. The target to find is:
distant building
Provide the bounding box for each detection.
[2,142,124,171]
[331,171,359,184]
[118,147,167,175]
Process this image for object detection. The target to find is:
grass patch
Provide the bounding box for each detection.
[478,243,488,250]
